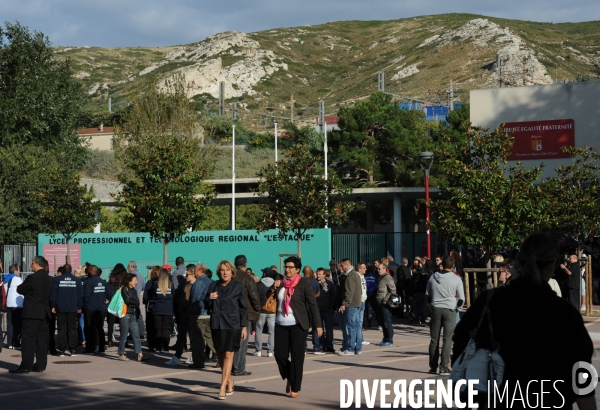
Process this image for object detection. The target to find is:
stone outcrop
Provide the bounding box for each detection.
[140,31,287,99]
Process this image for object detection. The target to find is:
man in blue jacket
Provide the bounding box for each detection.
[83,265,113,355]
[49,264,83,357]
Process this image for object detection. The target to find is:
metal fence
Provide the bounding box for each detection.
[1,243,37,271]
[331,232,442,265]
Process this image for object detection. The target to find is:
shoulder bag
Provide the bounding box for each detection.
[262,289,277,314]
[450,288,504,395]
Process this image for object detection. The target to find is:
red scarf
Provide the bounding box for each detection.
[281,274,301,316]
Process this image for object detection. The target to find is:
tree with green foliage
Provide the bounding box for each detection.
[256,144,355,257]
[39,172,100,262]
[331,92,429,231]
[431,126,546,253]
[201,116,247,144]
[97,207,132,233]
[541,146,600,245]
[0,22,86,164]
[332,92,428,186]
[114,76,214,264]
[0,145,61,242]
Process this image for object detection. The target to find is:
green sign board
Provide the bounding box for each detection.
[38,229,331,277]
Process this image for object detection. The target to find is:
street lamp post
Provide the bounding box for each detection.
[419,151,434,259]
[274,121,278,163]
[232,125,236,231]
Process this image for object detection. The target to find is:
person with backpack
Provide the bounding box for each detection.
[3,264,24,349]
[253,268,278,357]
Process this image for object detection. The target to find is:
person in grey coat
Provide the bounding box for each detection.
[425,255,465,375]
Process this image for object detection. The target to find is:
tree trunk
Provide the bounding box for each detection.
[66,237,71,265]
[163,242,169,266]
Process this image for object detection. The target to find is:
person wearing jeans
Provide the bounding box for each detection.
[254,270,278,356]
[425,255,465,375]
[337,259,362,356]
[356,263,368,349]
[3,264,24,349]
[118,274,150,362]
[376,261,396,346]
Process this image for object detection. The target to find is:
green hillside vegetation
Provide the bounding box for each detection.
[58,13,599,128]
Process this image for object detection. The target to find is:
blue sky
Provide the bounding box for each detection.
[1,0,599,47]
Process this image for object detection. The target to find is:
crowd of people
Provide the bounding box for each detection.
[0,236,596,407]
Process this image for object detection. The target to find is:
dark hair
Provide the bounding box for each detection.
[63,264,73,274]
[32,256,48,269]
[516,233,559,286]
[175,256,184,266]
[110,263,127,279]
[441,256,455,269]
[234,255,247,268]
[186,264,196,271]
[57,266,64,274]
[88,265,100,276]
[340,258,351,265]
[205,269,213,279]
[8,264,19,273]
[284,256,302,269]
[121,273,137,287]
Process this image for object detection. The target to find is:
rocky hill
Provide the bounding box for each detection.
[58,13,600,125]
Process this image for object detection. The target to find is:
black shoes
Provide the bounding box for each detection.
[70,350,78,357]
[232,371,252,376]
[31,367,45,373]
[9,367,30,374]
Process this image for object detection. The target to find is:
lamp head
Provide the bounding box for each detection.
[419,151,434,171]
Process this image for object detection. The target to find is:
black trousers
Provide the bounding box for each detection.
[188,316,206,366]
[380,305,394,343]
[57,312,78,351]
[154,313,173,350]
[7,307,23,347]
[84,309,106,353]
[20,317,49,371]
[274,324,308,393]
[174,314,190,358]
[107,312,118,345]
[146,310,156,349]
[366,295,382,327]
[48,313,57,352]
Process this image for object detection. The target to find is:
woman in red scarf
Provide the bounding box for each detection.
[274,256,322,399]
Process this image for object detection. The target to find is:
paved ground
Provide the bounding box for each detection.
[2,315,600,409]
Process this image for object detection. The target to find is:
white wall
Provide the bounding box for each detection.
[470,82,600,179]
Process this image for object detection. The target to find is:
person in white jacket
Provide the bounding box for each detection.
[3,264,24,348]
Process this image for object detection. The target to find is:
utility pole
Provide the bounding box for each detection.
[378,71,385,92]
[522,56,527,86]
[318,100,325,133]
[290,94,295,124]
[449,80,454,111]
[218,81,225,116]
[232,102,237,120]
[108,97,112,113]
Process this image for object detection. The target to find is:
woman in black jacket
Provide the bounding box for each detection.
[206,260,248,400]
[147,268,173,354]
[143,266,160,351]
[107,263,127,347]
[274,256,322,399]
[118,274,150,362]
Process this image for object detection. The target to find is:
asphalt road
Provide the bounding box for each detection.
[2,315,600,409]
